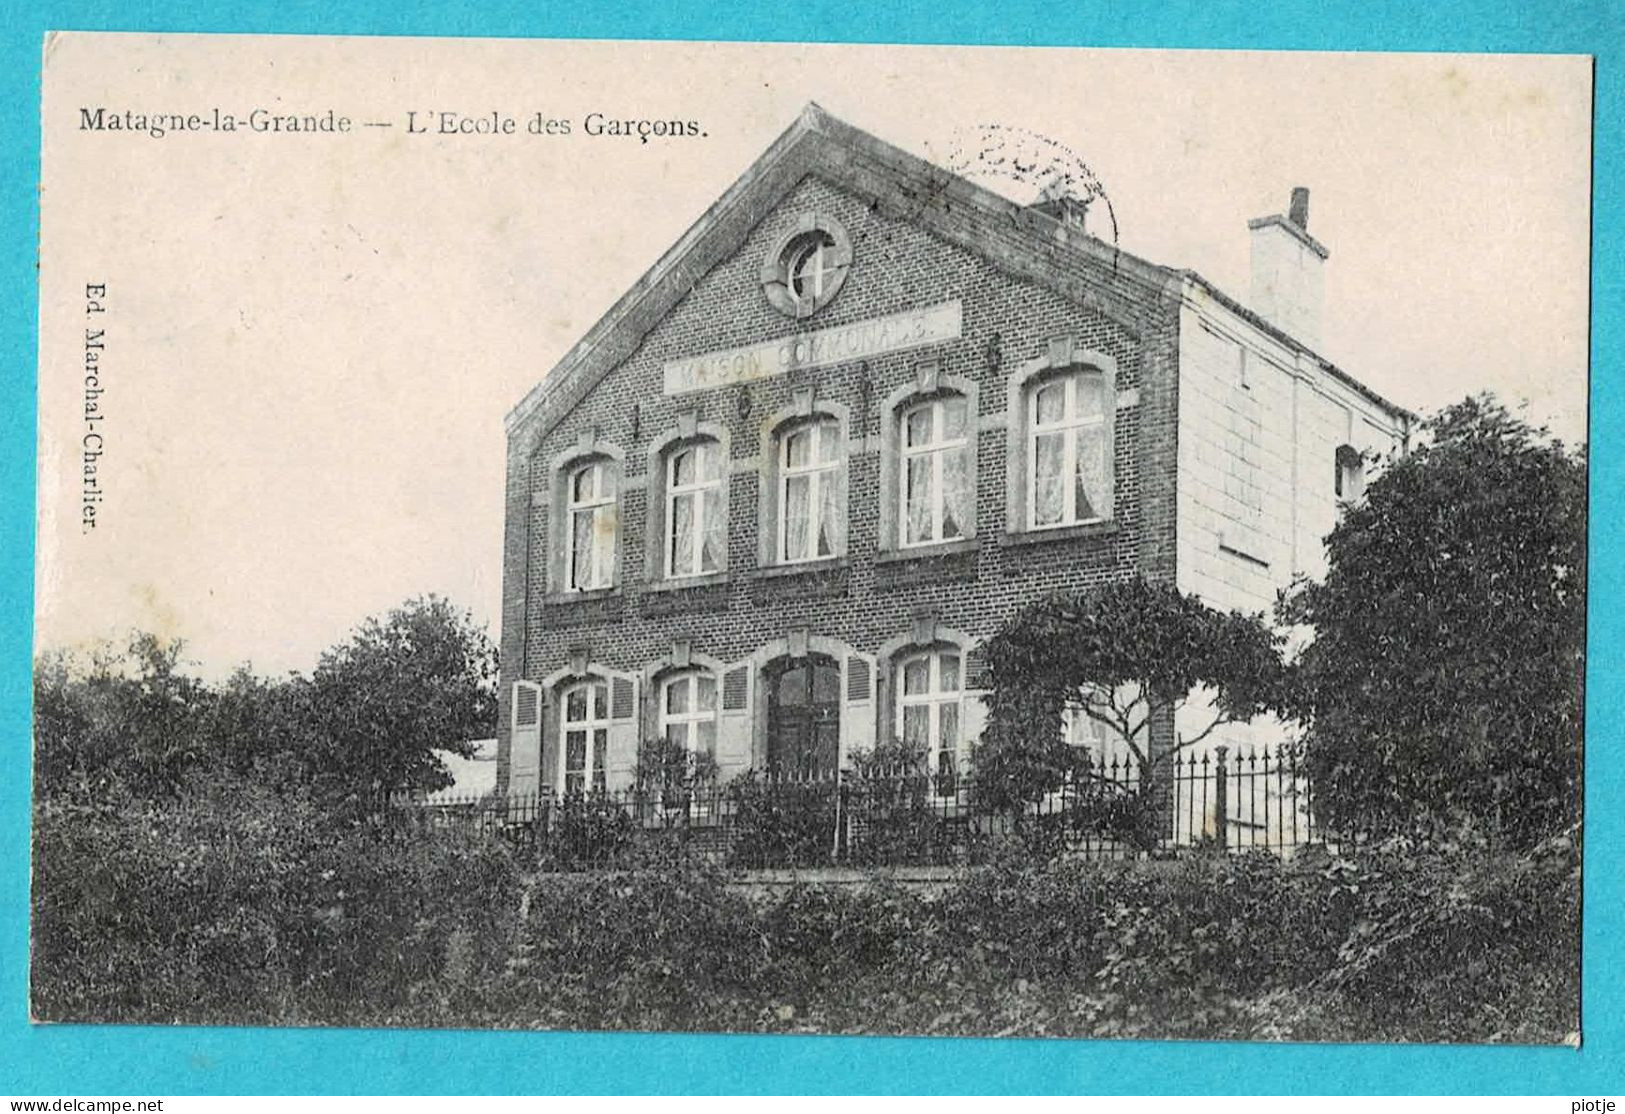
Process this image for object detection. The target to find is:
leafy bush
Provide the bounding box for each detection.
[31,774,522,1026]
[33,636,213,802]
[724,772,840,868]
[633,734,719,802]
[35,598,498,811]
[536,793,642,870]
[977,578,1287,820]
[34,780,1578,1042]
[1284,396,1585,847]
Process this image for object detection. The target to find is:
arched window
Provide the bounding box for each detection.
[1027,369,1109,529]
[778,418,841,563]
[1061,701,1107,756]
[661,671,718,761]
[896,647,965,784]
[900,396,971,547]
[560,680,610,794]
[566,460,616,591]
[1335,443,1365,502]
[666,441,725,578]
[1060,687,1136,776]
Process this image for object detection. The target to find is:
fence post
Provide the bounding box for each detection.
[1214,745,1229,849]
[835,778,850,863]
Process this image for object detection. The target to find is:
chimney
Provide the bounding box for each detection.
[1289,186,1310,228]
[1248,187,1328,350]
[1029,175,1092,235]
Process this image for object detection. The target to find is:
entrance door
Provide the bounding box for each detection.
[766,654,841,778]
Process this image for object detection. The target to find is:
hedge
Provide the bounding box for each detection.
[32,785,1579,1042]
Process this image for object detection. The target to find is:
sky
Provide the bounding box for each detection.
[35,35,1593,678]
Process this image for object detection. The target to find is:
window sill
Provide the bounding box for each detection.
[1000,520,1121,548]
[874,537,980,565]
[643,571,730,594]
[544,587,619,606]
[749,557,850,581]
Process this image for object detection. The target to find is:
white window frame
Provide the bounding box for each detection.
[786,232,837,313]
[666,441,723,579]
[560,679,610,794]
[1062,687,1140,776]
[777,418,841,564]
[899,397,969,548]
[895,648,966,785]
[1336,450,1365,502]
[660,671,719,761]
[1060,698,1117,779]
[1026,370,1109,530]
[565,460,616,592]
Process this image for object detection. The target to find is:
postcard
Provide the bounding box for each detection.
[34,33,1590,1042]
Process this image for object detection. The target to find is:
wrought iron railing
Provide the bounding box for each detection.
[388,743,1321,868]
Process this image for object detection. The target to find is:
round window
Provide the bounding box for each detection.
[787,232,837,302]
[760,214,852,318]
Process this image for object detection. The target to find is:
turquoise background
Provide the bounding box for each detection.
[1,0,1616,1095]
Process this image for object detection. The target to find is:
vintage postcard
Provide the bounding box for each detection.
[34,33,1590,1042]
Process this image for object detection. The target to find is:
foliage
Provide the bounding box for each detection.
[537,793,642,870]
[34,596,499,808]
[1057,770,1163,851]
[633,734,719,804]
[724,771,840,868]
[1282,395,1586,847]
[976,577,1287,829]
[33,635,212,801]
[31,772,521,1026]
[302,595,498,802]
[835,741,958,864]
[485,861,764,1032]
[34,789,1579,1043]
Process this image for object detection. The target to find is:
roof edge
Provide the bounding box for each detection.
[1246,213,1330,260]
[1180,270,1414,423]
[504,103,835,434]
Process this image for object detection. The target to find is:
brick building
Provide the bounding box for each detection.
[495,104,1411,798]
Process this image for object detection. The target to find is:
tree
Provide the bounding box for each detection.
[1282,394,1585,846]
[33,634,211,801]
[302,595,498,801]
[33,596,499,807]
[977,577,1287,840]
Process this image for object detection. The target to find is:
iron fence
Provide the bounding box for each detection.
[388,743,1321,868]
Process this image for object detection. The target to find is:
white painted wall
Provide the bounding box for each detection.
[1248,219,1326,351]
[1176,282,1409,619]
[1172,282,1410,841]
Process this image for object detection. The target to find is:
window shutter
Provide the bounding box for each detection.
[509,681,543,797]
[610,677,636,720]
[841,652,877,760]
[963,644,992,770]
[716,663,754,776]
[722,665,750,712]
[846,656,871,702]
[962,690,990,761]
[605,674,640,792]
[963,646,992,691]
